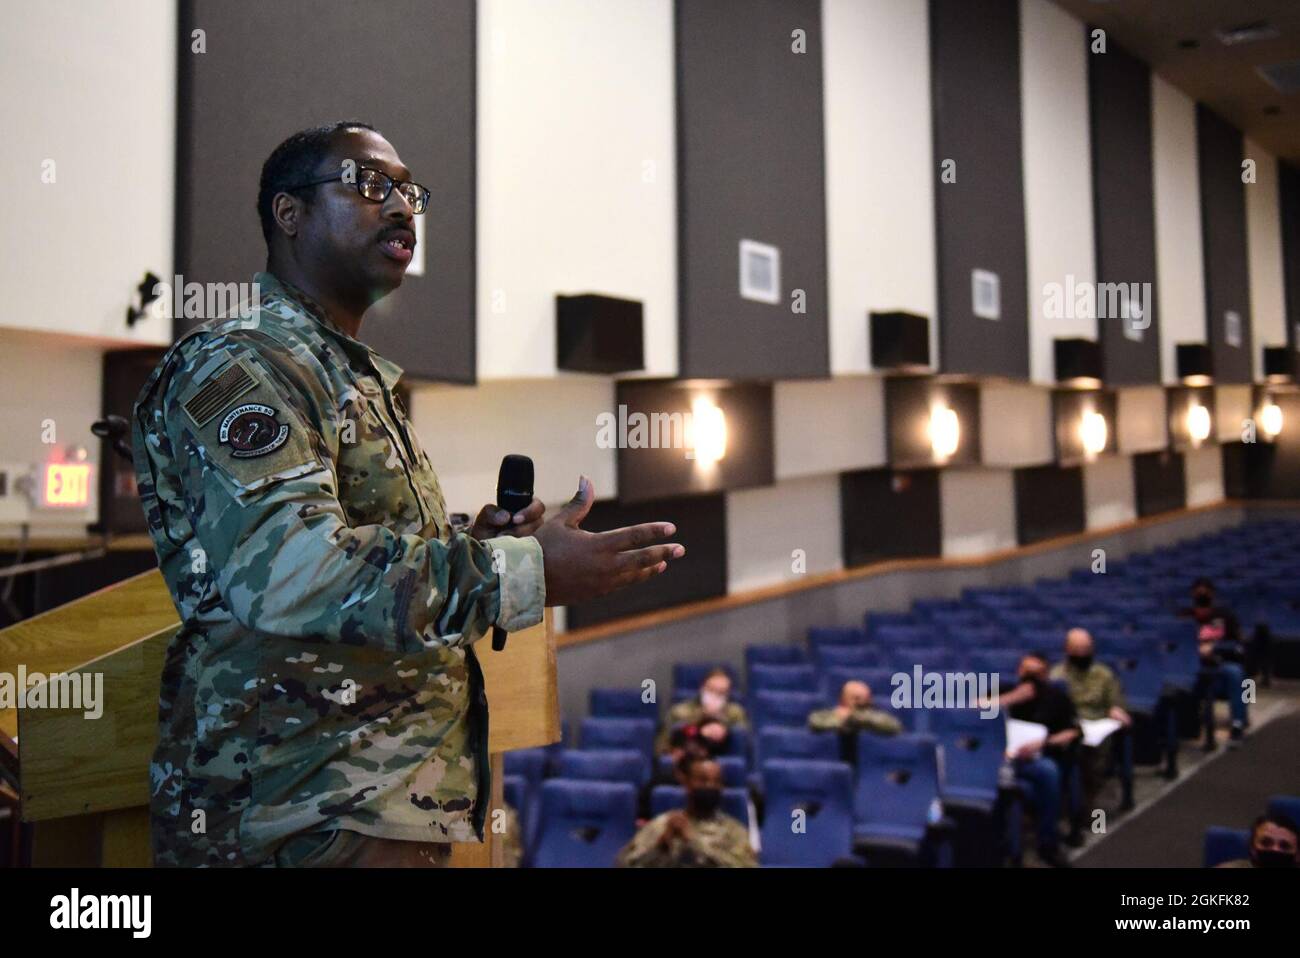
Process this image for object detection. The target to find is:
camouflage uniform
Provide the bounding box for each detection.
[616,811,756,868]
[1049,661,1126,721]
[654,699,749,754]
[132,271,544,867]
[808,705,902,736]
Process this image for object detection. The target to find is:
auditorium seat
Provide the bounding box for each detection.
[751,690,824,731]
[853,734,950,866]
[749,663,819,694]
[531,780,637,868]
[1202,826,1251,868]
[1266,795,1300,827]
[580,717,656,763]
[589,687,657,721]
[744,644,809,668]
[759,759,855,867]
[557,749,650,788]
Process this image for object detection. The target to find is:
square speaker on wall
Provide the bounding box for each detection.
[1053,338,1102,386]
[1264,345,1295,382]
[1176,343,1214,385]
[870,311,931,371]
[556,293,645,374]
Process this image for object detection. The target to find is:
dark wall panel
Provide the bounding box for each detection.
[1230,394,1300,499]
[564,493,727,630]
[1133,450,1186,517]
[1014,464,1085,546]
[675,0,829,379]
[176,0,476,382]
[929,0,1029,379]
[1196,105,1252,384]
[885,377,981,468]
[1282,162,1300,354]
[840,468,942,566]
[1089,40,1161,384]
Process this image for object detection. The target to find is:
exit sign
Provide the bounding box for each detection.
[39,462,93,508]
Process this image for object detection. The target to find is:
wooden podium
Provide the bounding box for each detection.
[0,568,559,867]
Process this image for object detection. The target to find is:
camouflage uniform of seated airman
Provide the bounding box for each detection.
[616,811,756,868]
[807,705,902,736]
[654,699,749,754]
[133,271,544,867]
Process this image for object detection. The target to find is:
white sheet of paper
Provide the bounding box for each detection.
[1080,717,1123,748]
[1005,718,1048,758]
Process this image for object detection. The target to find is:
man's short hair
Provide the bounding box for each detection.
[1252,812,1299,840]
[256,121,378,244]
[702,667,731,684]
[1023,650,1049,665]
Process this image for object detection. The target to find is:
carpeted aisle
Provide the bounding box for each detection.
[1077,708,1300,867]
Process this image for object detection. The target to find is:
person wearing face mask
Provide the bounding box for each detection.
[1050,629,1134,812]
[1178,580,1252,750]
[655,668,749,755]
[1216,814,1299,869]
[809,680,902,763]
[615,759,756,867]
[997,651,1083,867]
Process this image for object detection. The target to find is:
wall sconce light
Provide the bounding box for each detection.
[928,404,960,461]
[1260,400,1283,439]
[1186,402,1212,446]
[690,396,727,465]
[1080,410,1108,458]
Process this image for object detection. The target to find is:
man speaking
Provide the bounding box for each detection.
[132,121,684,867]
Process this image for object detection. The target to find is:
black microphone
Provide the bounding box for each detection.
[492,454,534,651]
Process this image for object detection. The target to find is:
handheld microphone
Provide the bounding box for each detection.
[492,454,534,651]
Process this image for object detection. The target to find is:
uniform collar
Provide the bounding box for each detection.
[254,271,405,391]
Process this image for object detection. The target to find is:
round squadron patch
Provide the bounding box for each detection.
[219,403,290,458]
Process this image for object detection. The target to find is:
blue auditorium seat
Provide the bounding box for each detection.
[1203,826,1251,868]
[749,663,819,694]
[815,644,882,670]
[504,747,549,791]
[931,708,1006,805]
[820,666,896,704]
[744,644,809,668]
[752,690,824,731]
[853,734,949,864]
[649,785,751,825]
[580,717,656,762]
[673,662,738,696]
[760,759,855,867]
[1267,795,1300,828]
[808,626,868,649]
[589,687,658,721]
[531,780,638,868]
[756,727,841,766]
[557,748,650,787]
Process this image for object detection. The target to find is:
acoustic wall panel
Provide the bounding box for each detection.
[1088,39,1161,384]
[941,469,1017,558]
[1244,144,1287,380]
[478,0,676,379]
[981,383,1053,467]
[726,474,842,593]
[1014,463,1085,546]
[177,0,476,381]
[1184,444,1224,507]
[1281,162,1300,354]
[1133,450,1185,517]
[1152,75,1207,385]
[1083,455,1136,529]
[774,377,886,480]
[1116,386,1167,453]
[676,0,829,379]
[564,493,727,630]
[930,0,1029,379]
[1197,105,1253,384]
[840,468,941,567]
[823,0,937,374]
[1021,0,1095,385]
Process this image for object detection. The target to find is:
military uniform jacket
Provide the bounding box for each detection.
[616,811,757,868]
[1049,662,1126,722]
[133,271,544,866]
[808,705,903,736]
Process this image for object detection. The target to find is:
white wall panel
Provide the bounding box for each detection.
[1020,0,1097,384]
[477,0,676,379]
[1117,385,1167,453]
[2,0,174,345]
[1152,75,1208,384]
[1083,455,1136,529]
[980,383,1054,466]
[823,0,936,374]
[726,474,842,593]
[1215,384,1253,442]
[1184,444,1224,506]
[774,376,885,479]
[1244,141,1288,379]
[941,469,1017,558]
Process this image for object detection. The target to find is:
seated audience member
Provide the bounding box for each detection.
[639,731,710,821]
[616,759,756,868]
[1216,814,1299,869]
[1193,620,1249,749]
[998,651,1083,867]
[809,680,902,736]
[655,668,749,754]
[1050,629,1134,811]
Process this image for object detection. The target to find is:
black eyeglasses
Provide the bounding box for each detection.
[286,166,430,214]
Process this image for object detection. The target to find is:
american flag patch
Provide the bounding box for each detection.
[183,360,257,426]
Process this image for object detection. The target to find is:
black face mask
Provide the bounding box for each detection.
[1253,850,1297,869]
[1068,655,1093,671]
[689,787,722,817]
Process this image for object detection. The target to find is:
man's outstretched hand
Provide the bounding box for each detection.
[533,476,685,607]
